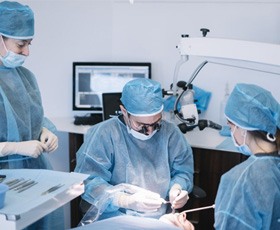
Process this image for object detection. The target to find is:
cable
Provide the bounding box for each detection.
[174,61,208,124]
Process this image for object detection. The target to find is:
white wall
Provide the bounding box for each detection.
[18,0,280,119]
[13,0,280,228]
[110,1,280,121]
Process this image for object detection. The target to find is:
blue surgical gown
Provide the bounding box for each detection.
[0,66,64,230]
[215,153,280,230]
[75,116,193,220]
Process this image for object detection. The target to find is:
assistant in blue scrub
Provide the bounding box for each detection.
[215,83,280,230]
[0,1,64,229]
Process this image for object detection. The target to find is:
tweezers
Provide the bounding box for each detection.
[5,178,24,187]
[41,184,64,195]
[9,179,32,190]
[14,180,36,191]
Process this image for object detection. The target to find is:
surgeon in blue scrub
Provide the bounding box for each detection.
[0,1,64,229]
[75,78,193,223]
[215,83,280,230]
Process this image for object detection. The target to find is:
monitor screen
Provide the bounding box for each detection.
[73,62,151,111]
[102,92,122,120]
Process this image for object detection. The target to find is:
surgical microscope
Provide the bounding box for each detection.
[164,28,280,133]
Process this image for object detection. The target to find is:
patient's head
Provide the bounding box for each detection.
[159,213,194,230]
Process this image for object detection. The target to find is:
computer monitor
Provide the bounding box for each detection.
[102,92,122,120]
[72,62,151,112]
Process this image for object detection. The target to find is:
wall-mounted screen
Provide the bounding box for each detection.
[72,62,151,112]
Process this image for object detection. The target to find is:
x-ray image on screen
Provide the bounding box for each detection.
[73,62,151,112]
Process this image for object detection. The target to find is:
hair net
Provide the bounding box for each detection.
[0,1,34,39]
[121,78,164,116]
[225,83,280,135]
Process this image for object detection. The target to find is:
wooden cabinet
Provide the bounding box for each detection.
[69,133,84,228]
[189,147,248,230]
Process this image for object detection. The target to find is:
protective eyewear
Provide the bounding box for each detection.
[128,115,162,135]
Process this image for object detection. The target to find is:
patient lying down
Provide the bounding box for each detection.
[71,213,194,230]
[159,212,194,230]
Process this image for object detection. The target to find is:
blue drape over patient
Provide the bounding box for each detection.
[71,215,181,230]
[75,116,193,221]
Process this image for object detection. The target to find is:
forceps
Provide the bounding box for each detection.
[4,178,38,193]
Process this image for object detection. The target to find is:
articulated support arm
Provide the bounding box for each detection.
[177,36,280,67]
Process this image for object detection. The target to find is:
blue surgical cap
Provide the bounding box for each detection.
[121,78,164,116]
[225,83,280,135]
[0,1,34,39]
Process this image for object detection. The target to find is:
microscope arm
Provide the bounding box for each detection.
[172,33,280,130]
[177,36,280,66]
[172,35,280,97]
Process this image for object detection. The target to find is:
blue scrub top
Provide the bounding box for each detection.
[0,66,52,169]
[215,153,280,230]
[0,65,63,230]
[75,116,194,220]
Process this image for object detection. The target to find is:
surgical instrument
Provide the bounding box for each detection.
[162,189,182,214]
[162,200,176,214]
[180,204,215,214]
[41,184,64,195]
[5,178,24,187]
[17,181,38,193]
[14,180,36,191]
[9,179,32,190]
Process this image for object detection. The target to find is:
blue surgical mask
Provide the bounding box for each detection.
[231,126,252,156]
[0,36,26,68]
[0,50,26,68]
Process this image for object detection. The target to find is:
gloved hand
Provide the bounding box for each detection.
[40,127,58,152]
[169,184,189,209]
[0,141,48,158]
[113,190,163,213]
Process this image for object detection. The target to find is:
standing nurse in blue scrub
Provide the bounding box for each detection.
[0,1,64,229]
